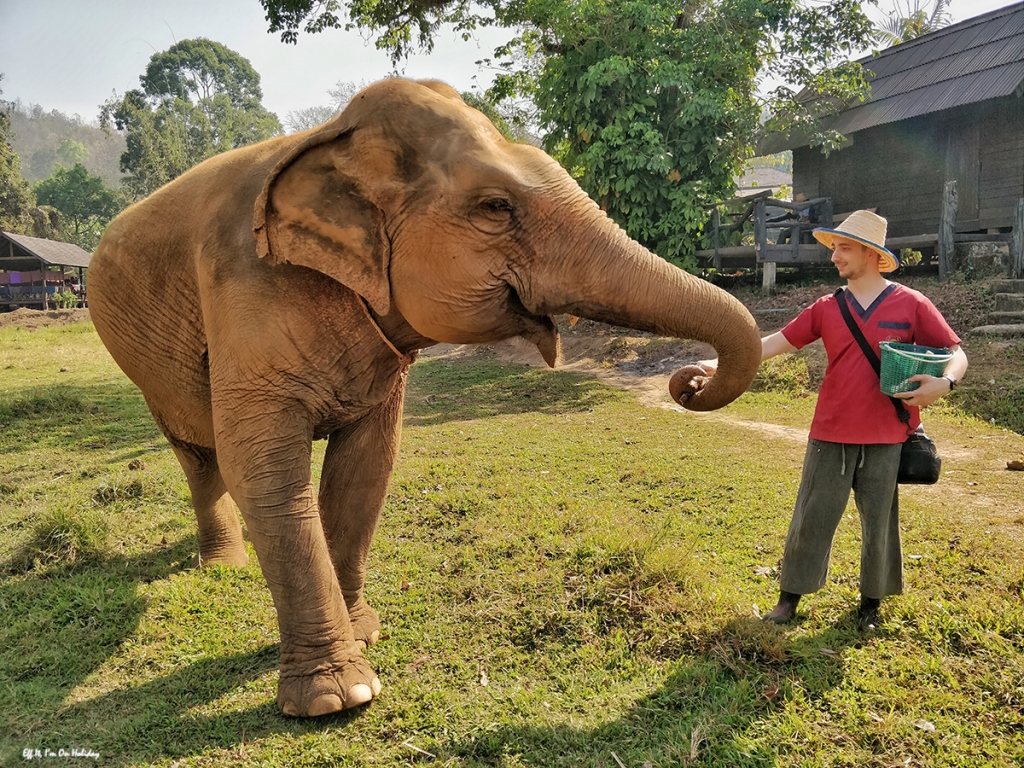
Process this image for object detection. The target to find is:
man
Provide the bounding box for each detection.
[699,210,968,629]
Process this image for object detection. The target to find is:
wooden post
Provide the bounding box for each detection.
[938,180,958,280]
[762,261,777,294]
[1010,197,1024,280]
[754,197,775,293]
[754,197,768,261]
[820,198,834,229]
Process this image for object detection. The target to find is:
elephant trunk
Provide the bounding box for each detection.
[518,210,762,412]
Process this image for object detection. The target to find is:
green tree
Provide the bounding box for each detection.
[874,0,952,47]
[56,139,88,168]
[262,0,480,56]
[34,164,124,250]
[0,74,37,233]
[102,39,283,199]
[504,0,872,268]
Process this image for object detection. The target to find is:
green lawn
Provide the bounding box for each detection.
[1,322,1022,767]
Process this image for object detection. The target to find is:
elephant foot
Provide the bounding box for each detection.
[345,598,381,648]
[277,646,382,717]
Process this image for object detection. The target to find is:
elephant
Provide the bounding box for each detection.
[88,78,761,718]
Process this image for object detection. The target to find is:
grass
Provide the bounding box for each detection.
[1,321,1023,766]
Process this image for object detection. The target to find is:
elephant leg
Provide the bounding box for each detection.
[213,399,380,717]
[319,369,408,648]
[168,439,248,568]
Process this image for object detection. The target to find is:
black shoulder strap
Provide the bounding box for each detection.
[834,288,911,426]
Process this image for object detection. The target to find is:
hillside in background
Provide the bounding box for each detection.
[8,101,124,186]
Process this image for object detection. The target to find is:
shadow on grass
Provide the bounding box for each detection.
[0,537,198,761]
[6,642,385,767]
[0,382,162,459]
[9,647,293,766]
[445,617,865,767]
[405,357,625,427]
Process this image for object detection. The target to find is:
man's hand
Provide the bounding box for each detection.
[696,358,718,377]
[892,375,952,407]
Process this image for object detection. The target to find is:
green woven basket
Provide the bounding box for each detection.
[879,342,953,395]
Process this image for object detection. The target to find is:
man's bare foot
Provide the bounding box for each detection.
[762,591,801,624]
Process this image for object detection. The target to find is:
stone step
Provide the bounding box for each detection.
[986,311,1024,325]
[994,293,1024,312]
[989,279,1024,294]
[969,323,1024,337]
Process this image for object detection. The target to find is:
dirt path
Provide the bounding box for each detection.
[427,330,811,440]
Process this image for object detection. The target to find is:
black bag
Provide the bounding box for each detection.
[898,428,942,484]
[836,289,942,485]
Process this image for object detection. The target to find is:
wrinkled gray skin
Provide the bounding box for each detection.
[88,78,761,717]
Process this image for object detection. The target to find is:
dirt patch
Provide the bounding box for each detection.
[0,307,92,330]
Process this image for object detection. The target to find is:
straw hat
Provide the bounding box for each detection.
[813,210,898,273]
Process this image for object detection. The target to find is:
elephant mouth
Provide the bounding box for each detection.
[505,284,561,367]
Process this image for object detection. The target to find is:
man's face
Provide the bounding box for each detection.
[830,237,878,280]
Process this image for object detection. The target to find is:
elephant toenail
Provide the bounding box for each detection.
[369,630,380,645]
[307,693,344,717]
[346,684,373,708]
[370,676,382,697]
[281,701,300,717]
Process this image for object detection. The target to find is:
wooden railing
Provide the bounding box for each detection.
[696,191,833,290]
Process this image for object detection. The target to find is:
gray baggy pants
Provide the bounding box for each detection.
[780,439,904,599]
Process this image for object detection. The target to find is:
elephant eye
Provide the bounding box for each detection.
[482,198,513,214]
[471,197,516,234]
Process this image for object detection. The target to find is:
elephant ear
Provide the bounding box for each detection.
[253,124,391,315]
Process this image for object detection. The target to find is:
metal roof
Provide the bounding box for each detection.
[735,166,792,194]
[0,232,93,269]
[759,2,1024,154]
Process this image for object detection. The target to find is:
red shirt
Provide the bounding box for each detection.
[781,284,961,444]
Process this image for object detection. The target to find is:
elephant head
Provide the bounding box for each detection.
[254,78,760,410]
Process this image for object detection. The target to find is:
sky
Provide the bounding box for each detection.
[1,0,1020,127]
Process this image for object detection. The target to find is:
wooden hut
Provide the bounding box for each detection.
[0,232,91,310]
[759,2,1024,242]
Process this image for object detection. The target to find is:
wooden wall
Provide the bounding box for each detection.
[792,95,1024,238]
[980,96,1024,230]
